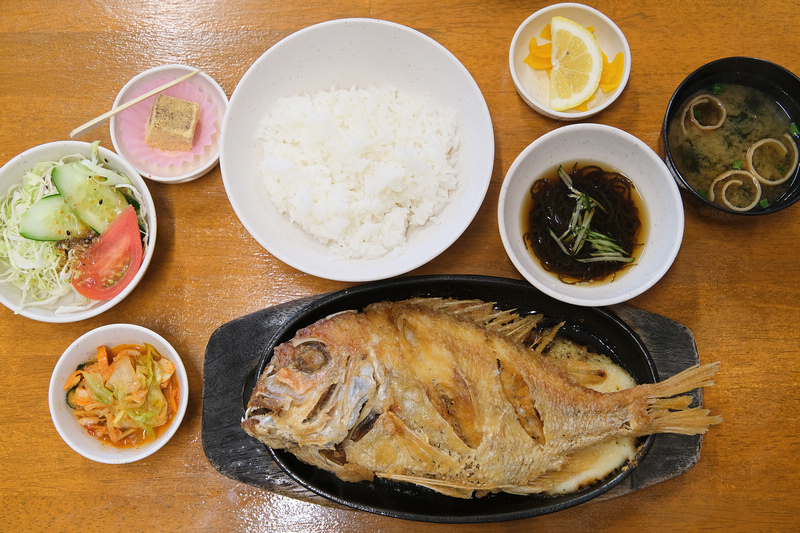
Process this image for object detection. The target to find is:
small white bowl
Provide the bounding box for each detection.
[221,18,494,282]
[110,64,228,183]
[0,141,157,322]
[498,124,684,307]
[509,3,631,121]
[49,324,189,464]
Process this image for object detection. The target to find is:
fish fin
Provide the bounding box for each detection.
[381,411,461,469]
[497,359,546,444]
[546,358,608,386]
[398,298,542,343]
[644,405,723,435]
[647,362,720,397]
[528,322,563,353]
[640,362,722,435]
[376,473,477,498]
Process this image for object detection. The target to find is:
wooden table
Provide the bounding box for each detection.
[2,1,798,530]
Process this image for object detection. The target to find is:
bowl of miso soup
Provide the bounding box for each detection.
[663,57,800,218]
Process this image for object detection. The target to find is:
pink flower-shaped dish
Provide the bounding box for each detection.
[110,64,228,183]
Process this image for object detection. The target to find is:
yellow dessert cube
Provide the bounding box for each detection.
[144,94,200,152]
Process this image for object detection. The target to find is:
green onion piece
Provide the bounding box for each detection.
[557,165,574,189]
[693,109,702,120]
[548,165,634,263]
[759,198,771,209]
[712,83,724,94]
[732,160,742,169]
[548,227,571,256]
[790,123,799,137]
[698,189,709,199]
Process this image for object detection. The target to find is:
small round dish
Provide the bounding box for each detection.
[0,141,157,323]
[498,123,684,307]
[110,64,228,183]
[49,324,189,464]
[662,57,800,219]
[221,18,494,282]
[509,3,631,121]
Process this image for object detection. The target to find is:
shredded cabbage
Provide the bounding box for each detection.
[0,142,148,313]
[81,371,114,404]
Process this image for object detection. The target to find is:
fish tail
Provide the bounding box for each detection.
[648,361,720,397]
[641,362,722,436]
[645,405,723,435]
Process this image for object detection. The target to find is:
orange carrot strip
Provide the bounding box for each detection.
[108,343,145,360]
[97,345,109,368]
[63,369,83,391]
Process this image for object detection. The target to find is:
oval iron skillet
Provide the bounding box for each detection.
[247,274,657,523]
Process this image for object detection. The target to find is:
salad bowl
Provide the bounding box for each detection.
[0,141,157,322]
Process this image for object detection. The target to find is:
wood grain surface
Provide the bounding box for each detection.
[2,1,798,531]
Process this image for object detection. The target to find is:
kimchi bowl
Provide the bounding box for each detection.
[48,323,189,464]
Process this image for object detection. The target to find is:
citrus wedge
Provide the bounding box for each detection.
[548,16,603,111]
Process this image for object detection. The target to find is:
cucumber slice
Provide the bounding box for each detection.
[52,162,129,233]
[19,194,93,241]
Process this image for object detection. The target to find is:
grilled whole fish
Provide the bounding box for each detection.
[242,298,721,498]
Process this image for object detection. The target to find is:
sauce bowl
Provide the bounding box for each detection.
[498,124,684,307]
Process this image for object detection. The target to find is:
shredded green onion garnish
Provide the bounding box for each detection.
[548,166,633,264]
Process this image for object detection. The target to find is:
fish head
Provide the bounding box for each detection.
[242,310,379,450]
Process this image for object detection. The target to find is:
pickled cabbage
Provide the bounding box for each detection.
[64,343,179,446]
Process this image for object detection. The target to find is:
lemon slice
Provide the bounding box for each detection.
[549,16,603,111]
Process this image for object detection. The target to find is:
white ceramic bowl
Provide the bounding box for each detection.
[0,141,157,322]
[49,324,189,464]
[110,64,228,183]
[509,3,631,120]
[498,124,684,307]
[220,18,494,282]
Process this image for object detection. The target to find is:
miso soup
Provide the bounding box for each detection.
[667,84,799,211]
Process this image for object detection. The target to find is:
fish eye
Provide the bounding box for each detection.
[293,341,330,373]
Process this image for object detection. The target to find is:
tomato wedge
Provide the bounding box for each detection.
[72,204,144,301]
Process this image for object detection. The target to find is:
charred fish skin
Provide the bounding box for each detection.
[242,298,721,499]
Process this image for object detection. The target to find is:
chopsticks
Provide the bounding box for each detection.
[69,69,202,139]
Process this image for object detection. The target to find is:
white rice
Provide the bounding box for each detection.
[258,85,459,259]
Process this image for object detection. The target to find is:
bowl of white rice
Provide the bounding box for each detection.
[220,18,494,281]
